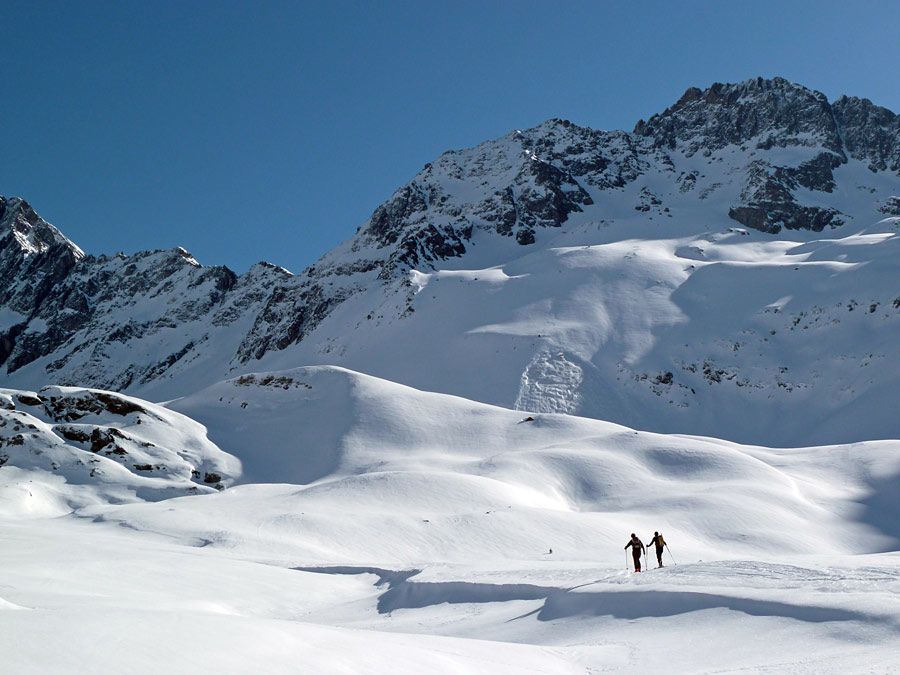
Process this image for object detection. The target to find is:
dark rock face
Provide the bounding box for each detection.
[237,280,338,362]
[0,201,297,389]
[728,155,846,233]
[631,78,900,233]
[516,158,593,228]
[790,152,844,193]
[520,122,649,189]
[879,196,900,215]
[364,184,431,248]
[635,77,843,155]
[538,80,898,239]
[0,197,85,374]
[360,131,595,257]
[832,96,900,173]
[0,197,83,314]
[472,157,593,246]
[380,223,470,278]
[1,77,897,392]
[6,247,246,380]
[728,204,842,234]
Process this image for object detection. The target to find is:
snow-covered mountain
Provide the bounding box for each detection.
[1,77,898,446]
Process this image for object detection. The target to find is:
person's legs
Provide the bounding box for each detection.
[656,548,663,567]
[633,550,641,571]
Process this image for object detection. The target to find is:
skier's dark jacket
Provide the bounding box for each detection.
[650,534,666,550]
[625,536,644,553]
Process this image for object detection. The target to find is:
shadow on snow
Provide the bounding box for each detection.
[295,565,898,630]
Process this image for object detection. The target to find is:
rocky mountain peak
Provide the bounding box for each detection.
[0,196,84,259]
[634,76,841,156]
[0,196,86,322]
[248,260,293,277]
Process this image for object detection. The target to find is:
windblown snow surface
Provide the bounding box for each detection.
[1,367,898,673]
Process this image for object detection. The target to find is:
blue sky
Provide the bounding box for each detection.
[2,1,898,272]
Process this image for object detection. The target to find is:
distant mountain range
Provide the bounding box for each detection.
[1,76,898,445]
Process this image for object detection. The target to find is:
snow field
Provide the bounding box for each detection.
[1,367,898,672]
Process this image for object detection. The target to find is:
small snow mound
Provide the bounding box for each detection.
[0,596,28,611]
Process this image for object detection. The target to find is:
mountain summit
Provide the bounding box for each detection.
[1,77,898,445]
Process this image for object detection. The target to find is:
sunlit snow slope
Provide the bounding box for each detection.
[1,368,898,672]
[254,218,900,446]
[162,366,900,558]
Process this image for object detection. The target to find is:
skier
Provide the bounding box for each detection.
[625,533,646,572]
[649,531,666,568]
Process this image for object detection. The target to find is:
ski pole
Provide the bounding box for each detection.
[666,544,676,566]
[625,550,629,572]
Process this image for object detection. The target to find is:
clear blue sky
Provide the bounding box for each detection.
[2,1,897,273]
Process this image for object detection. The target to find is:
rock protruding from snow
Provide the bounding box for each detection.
[0,385,239,512]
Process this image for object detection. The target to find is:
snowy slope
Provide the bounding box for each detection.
[1,368,898,672]
[2,78,898,446]
[162,366,900,559]
[251,217,900,446]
